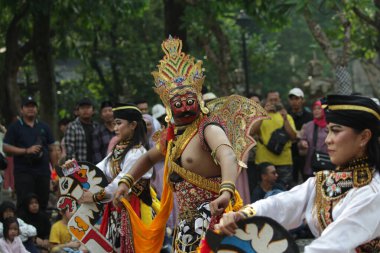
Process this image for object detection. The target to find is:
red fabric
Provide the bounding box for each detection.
[199,238,212,253]
[166,123,175,141]
[313,100,327,128]
[129,194,141,218]
[99,203,111,236]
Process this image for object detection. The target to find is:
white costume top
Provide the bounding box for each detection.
[250,172,380,253]
[96,145,153,200]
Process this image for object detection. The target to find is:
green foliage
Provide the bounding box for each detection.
[1,0,379,119]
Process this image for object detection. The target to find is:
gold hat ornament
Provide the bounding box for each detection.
[152,36,209,122]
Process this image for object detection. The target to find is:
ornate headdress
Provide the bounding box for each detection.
[152,36,209,122]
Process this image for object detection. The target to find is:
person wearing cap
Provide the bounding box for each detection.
[3,96,56,211]
[215,94,380,252]
[288,87,313,185]
[64,98,98,163]
[77,103,159,252]
[92,101,115,164]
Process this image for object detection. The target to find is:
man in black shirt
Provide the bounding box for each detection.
[3,96,56,210]
[287,88,313,184]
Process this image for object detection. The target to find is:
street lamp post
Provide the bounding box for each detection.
[236,10,252,97]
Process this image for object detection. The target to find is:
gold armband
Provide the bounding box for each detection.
[118,173,135,189]
[211,143,234,165]
[240,205,256,218]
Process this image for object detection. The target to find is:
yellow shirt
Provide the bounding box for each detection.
[49,220,71,245]
[255,112,296,166]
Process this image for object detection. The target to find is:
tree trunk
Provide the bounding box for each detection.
[196,13,234,96]
[163,0,187,51]
[90,33,110,98]
[32,0,57,136]
[0,3,32,125]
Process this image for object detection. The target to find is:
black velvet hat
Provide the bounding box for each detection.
[322,94,380,134]
[112,103,142,121]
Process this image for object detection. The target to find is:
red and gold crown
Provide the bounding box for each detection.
[152,36,209,122]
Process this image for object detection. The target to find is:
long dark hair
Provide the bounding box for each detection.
[363,130,380,171]
[3,216,19,240]
[119,118,148,158]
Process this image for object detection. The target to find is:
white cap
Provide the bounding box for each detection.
[288,88,304,98]
[371,97,380,106]
[203,92,217,101]
[152,104,166,119]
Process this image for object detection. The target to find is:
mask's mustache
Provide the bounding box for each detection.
[177,111,196,118]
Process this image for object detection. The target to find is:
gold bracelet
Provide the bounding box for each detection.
[118,178,133,189]
[123,173,135,182]
[219,187,235,198]
[219,181,236,192]
[121,173,135,186]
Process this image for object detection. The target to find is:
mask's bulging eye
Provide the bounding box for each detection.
[175,101,182,108]
[187,99,194,105]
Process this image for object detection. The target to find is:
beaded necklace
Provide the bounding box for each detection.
[110,140,130,178]
[314,156,374,232]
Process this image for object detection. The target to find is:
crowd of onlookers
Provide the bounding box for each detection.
[1,87,378,251]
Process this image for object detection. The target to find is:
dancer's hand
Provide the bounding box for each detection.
[215,211,245,236]
[210,191,231,216]
[113,183,130,207]
[78,189,93,204]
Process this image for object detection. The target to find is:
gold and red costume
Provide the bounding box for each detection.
[120,37,267,253]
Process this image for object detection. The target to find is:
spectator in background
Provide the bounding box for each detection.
[18,193,51,253]
[287,88,313,184]
[298,100,328,180]
[251,162,285,202]
[49,208,86,253]
[3,96,56,210]
[252,99,297,189]
[0,217,29,253]
[248,93,262,104]
[64,98,98,163]
[134,99,149,114]
[266,90,281,105]
[152,104,167,128]
[0,201,37,253]
[92,101,115,164]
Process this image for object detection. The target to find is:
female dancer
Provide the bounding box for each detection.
[79,103,159,252]
[215,94,380,252]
